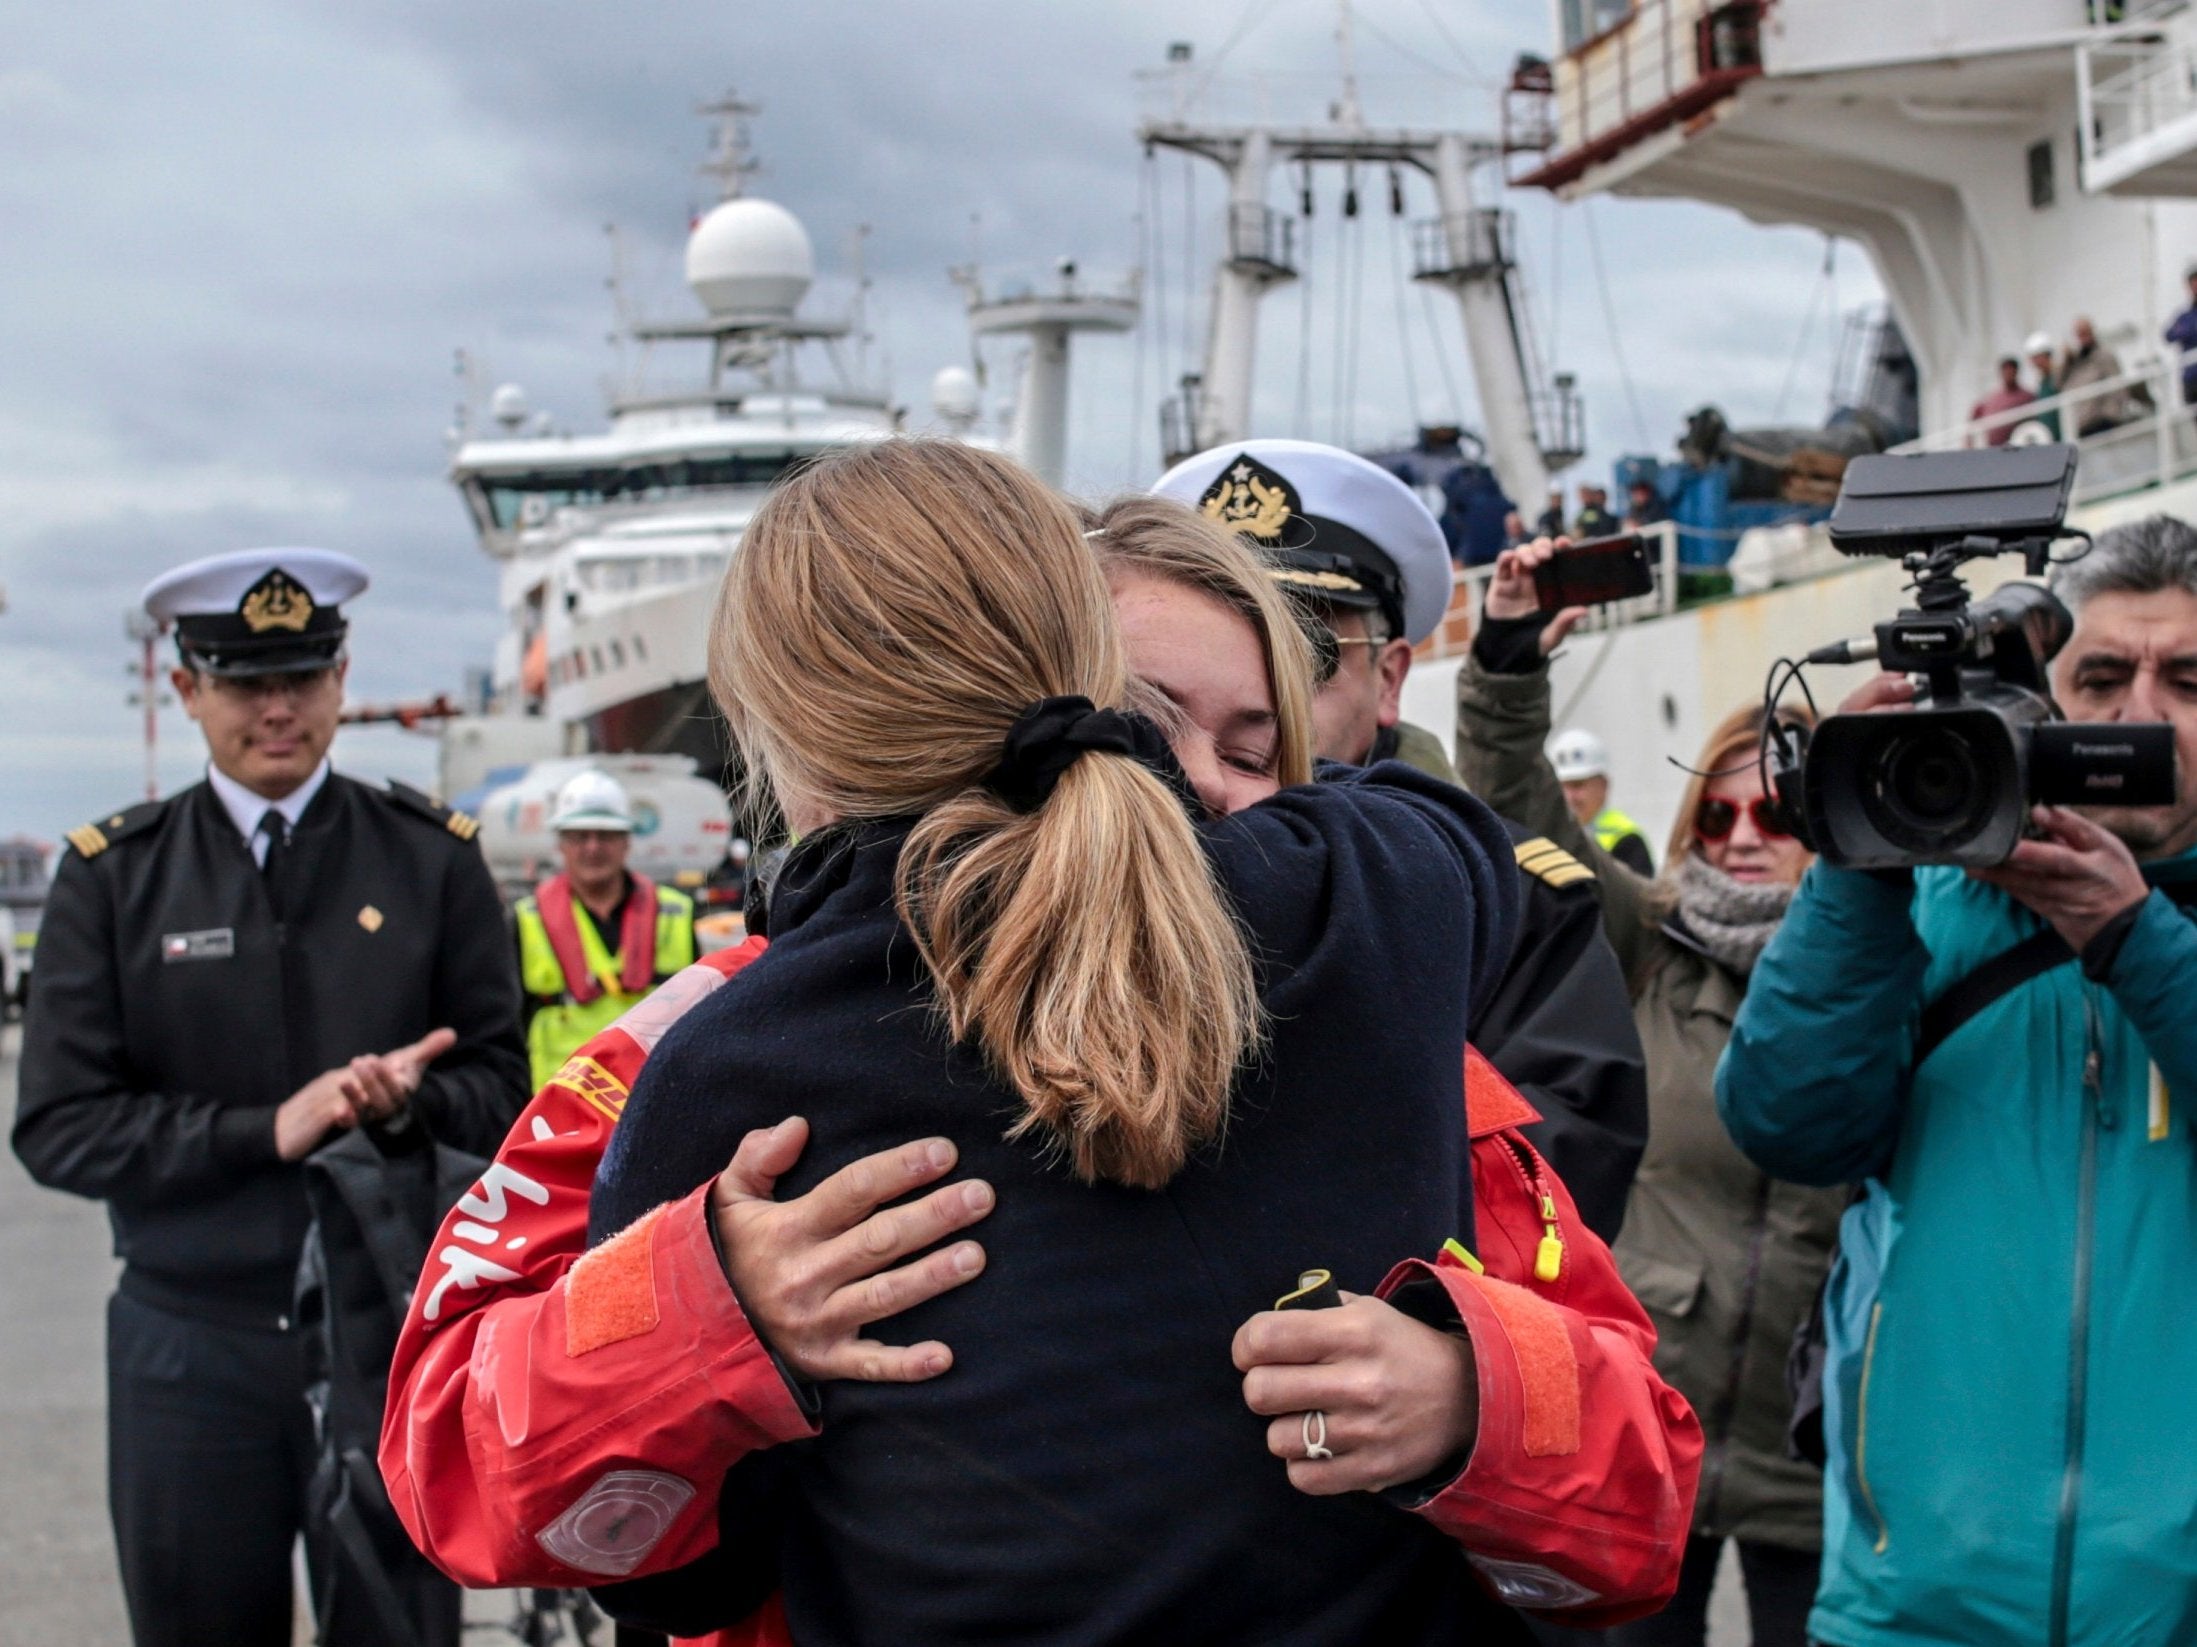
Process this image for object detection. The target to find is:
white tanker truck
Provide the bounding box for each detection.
[454,753,737,900]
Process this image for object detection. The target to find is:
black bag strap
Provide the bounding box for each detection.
[1913,879,2197,1068]
[1914,928,2071,1068]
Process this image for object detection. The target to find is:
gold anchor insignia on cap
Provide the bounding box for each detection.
[1197,453,1299,545]
[240,568,315,634]
[357,905,384,933]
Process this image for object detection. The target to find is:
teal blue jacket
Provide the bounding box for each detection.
[1716,849,2197,1647]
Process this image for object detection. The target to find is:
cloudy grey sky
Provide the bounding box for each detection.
[0,0,1876,845]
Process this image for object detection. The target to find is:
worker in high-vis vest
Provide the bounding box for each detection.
[1549,726,1655,878]
[514,770,697,1087]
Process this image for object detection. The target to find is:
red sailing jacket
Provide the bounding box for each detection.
[381,943,1699,1639]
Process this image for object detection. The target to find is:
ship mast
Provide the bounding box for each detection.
[697,90,761,202]
[1139,23,1575,506]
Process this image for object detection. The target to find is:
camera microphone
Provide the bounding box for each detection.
[1804,636,1880,667]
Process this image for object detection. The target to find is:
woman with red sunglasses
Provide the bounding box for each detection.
[1452,537,1849,1647]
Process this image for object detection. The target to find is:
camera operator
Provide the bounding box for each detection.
[1717,514,2197,1647]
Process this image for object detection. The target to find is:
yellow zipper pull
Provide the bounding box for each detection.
[1534,1192,1565,1283]
[1441,1237,1485,1275]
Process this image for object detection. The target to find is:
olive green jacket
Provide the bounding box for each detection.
[1453,654,1843,1550]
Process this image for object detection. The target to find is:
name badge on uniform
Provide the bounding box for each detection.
[161,928,235,963]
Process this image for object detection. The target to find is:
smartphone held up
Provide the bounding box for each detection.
[1530,534,1658,614]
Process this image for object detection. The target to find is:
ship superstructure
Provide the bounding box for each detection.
[448,94,900,770]
[447,94,1137,776]
[1389,0,2197,845]
[1509,0,2197,444]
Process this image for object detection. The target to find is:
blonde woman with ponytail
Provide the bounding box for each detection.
[588,440,1520,1644]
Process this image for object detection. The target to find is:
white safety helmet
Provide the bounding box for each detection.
[1548,728,1611,784]
[2023,330,2055,359]
[551,770,635,833]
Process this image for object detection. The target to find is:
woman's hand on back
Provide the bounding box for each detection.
[1232,1295,1478,1496]
[710,1117,994,1384]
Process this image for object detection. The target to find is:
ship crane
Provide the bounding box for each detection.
[1140,61,1581,508]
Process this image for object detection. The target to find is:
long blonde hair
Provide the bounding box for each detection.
[711,441,1260,1190]
[1085,494,1318,791]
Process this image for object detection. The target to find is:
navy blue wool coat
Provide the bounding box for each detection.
[592,761,1519,1646]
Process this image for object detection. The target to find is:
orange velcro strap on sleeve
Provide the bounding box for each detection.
[566,1204,666,1357]
[1471,1274,1582,1457]
[1465,1044,1542,1138]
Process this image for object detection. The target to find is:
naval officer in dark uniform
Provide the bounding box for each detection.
[1154,441,1650,1239]
[12,548,527,1647]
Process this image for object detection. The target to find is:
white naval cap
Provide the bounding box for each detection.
[142,548,369,675]
[1152,438,1456,646]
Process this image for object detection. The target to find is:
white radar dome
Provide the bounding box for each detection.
[930,365,980,424]
[490,383,530,430]
[686,197,814,318]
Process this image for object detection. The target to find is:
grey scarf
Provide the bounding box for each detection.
[1674,853,1794,978]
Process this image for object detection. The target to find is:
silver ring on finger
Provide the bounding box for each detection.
[1302,1409,1334,1461]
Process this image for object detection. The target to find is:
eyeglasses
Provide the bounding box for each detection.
[1693,794,1795,842]
[1306,626,1387,686]
[203,668,339,703]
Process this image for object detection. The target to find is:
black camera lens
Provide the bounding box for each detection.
[1886,729,1975,823]
[1861,723,1994,852]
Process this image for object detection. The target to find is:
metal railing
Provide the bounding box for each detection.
[1891,349,2197,510]
[1405,355,2197,662]
[1411,209,1512,281]
[2078,25,2197,188]
[1532,377,1588,470]
[2087,1,2189,26]
[1226,203,1296,277]
[1539,0,1759,162]
[1412,351,2197,659]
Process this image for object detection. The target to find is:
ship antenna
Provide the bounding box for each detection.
[697,89,761,202]
[1332,0,1365,131]
[851,221,873,388]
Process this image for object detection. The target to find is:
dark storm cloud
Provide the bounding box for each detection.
[0,0,1872,842]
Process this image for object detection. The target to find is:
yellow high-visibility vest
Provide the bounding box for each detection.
[515,883,695,1089]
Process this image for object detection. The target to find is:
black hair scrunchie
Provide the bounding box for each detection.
[983,695,1173,813]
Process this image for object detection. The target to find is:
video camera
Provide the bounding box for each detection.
[1769,444,2177,869]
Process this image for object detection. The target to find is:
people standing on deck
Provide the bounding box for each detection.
[515,770,697,1089]
[1536,487,1567,539]
[1969,356,2037,446]
[2059,317,2133,435]
[1624,478,1668,531]
[1572,483,1618,538]
[2163,266,2197,409]
[1153,438,1650,1241]
[2024,331,2063,440]
[11,548,527,1647]
[1456,536,1846,1647]
[1550,727,1655,878]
